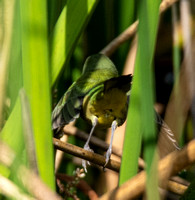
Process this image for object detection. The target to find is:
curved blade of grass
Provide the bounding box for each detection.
[51,0,99,84]
[20,0,55,189]
[119,1,161,199]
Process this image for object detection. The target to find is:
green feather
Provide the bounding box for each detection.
[52,54,120,131]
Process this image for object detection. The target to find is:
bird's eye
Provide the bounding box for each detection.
[109,109,113,112]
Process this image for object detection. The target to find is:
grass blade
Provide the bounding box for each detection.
[119,2,161,200]
[51,0,99,84]
[20,0,55,189]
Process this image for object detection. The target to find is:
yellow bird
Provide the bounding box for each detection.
[52,54,132,172]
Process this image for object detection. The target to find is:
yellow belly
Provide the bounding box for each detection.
[82,88,128,128]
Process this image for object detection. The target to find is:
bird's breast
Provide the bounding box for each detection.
[82,88,128,128]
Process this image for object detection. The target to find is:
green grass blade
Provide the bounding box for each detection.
[138,0,160,172]
[7,1,23,113]
[0,0,15,127]
[20,0,55,189]
[119,2,161,199]
[20,89,38,173]
[117,0,135,68]
[50,0,99,84]
[0,2,24,159]
[119,72,142,184]
[0,98,23,154]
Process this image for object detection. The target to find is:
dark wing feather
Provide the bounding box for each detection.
[104,74,133,93]
[52,82,83,131]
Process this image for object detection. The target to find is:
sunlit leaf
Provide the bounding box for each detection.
[20,0,55,189]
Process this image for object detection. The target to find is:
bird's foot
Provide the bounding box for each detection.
[104,147,112,168]
[82,144,94,173]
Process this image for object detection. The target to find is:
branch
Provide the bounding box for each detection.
[63,125,145,169]
[53,138,188,197]
[98,139,195,199]
[167,180,187,196]
[100,0,179,56]
[53,138,120,172]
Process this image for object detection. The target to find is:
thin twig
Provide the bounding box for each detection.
[53,138,120,172]
[56,179,79,200]
[100,0,179,56]
[63,125,122,156]
[56,173,98,200]
[100,21,138,56]
[55,134,69,172]
[170,176,190,187]
[99,139,195,200]
[167,180,188,195]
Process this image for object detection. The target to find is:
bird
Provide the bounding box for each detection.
[52,54,132,172]
[52,53,180,172]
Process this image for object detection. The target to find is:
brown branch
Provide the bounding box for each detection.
[53,138,188,197]
[53,138,120,172]
[63,125,122,157]
[167,180,187,196]
[98,139,195,200]
[63,125,145,169]
[100,21,138,56]
[55,134,68,172]
[100,0,179,56]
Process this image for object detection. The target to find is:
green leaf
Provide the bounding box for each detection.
[119,72,142,184]
[20,89,38,173]
[119,2,161,200]
[20,0,55,189]
[0,98,23,155]
[50,0,99,84]
[7,1,23,113]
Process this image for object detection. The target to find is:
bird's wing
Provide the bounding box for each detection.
[103,74,133,93]
[52,82,84,130]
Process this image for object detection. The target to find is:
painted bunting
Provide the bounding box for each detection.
[52,54,132,171]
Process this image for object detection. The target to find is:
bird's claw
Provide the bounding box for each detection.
[82,144,94,173]
[82,159,90,173]
[104,148,112,168]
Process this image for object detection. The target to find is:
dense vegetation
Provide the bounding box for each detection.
[0,0,195,199]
